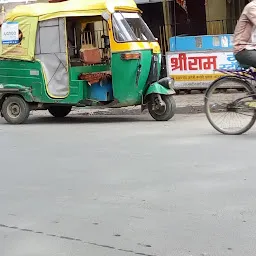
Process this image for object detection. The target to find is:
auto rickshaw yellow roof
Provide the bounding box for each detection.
[6,0,140,21]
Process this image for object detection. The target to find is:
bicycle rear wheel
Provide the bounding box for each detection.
[205,76,256,135]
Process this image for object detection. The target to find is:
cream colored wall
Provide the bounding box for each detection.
[205,0,227,21]
[205,0,227,35]
[94,21,102,31]
[94,20,107,34]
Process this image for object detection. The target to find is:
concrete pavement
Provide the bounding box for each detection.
[0,113,256,256]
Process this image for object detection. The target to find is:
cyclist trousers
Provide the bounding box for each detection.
[235,49,256,68]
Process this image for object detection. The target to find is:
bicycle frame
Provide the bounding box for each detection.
[214,67,256,82]
[212,68,256,109]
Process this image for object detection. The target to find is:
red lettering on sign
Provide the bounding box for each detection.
[170,53,217,71]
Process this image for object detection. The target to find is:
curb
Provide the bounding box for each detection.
[176,105,204,114]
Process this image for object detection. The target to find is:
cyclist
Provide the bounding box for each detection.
[234,0,256,68]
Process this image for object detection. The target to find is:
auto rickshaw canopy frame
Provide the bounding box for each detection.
[5,0,140,21]
[0,0,141,61]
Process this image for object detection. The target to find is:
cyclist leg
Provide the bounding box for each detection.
[235,49,256,68]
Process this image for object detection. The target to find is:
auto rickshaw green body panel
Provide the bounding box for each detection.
[0,50,174,106]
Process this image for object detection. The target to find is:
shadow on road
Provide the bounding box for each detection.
[0,115,158,125]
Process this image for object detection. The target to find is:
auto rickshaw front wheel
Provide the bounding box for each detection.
[1,95,30,124]
[148,94,176,121]
[48,106,72,118]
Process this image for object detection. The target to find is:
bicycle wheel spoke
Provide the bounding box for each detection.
[234,111,255,117]
[215,112,228,125]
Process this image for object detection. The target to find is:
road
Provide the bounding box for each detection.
[0,112,256,256]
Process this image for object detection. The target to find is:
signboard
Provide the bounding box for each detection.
[1,22,19,44]
[166,51,240,89]
[0,17,38,60]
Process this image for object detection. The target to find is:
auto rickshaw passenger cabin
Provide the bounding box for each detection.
[1,0,141,98]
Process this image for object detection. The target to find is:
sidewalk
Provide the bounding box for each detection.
[175,94,205,114]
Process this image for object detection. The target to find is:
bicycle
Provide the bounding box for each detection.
[204,65,256,135]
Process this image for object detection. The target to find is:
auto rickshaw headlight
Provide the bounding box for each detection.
[168,78,175,89]
[158,77,174,89]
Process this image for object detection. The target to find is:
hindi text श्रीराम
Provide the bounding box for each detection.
[170,53,217,71]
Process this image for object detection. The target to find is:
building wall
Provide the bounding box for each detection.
[205,0,226,21]
[205,0,227,35]
[205,0,250,35]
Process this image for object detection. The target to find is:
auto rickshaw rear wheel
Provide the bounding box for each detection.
[148,94,176,121]
[48,106,72,118]
[1,95,30,124]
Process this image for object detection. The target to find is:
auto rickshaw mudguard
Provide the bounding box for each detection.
[145,77,176,97]
[0,84,34,102]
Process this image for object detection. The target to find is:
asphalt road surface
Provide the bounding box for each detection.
[0,112,256,256]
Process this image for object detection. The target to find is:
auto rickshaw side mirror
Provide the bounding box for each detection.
[102,12,110,21]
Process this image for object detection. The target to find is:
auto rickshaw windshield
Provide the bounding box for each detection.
[112,12,156,42]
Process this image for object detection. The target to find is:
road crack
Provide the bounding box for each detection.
[0,223,156,256]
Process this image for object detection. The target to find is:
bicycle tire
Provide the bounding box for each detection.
[204,76,256,135]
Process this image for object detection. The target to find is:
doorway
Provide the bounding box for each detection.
[185,0,207,36]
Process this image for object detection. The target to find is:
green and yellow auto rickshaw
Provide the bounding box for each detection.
[0,0,176,124]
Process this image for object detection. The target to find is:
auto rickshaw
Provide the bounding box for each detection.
[0,0,176,124]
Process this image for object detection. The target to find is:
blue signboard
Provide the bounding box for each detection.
[170,34,234,52]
